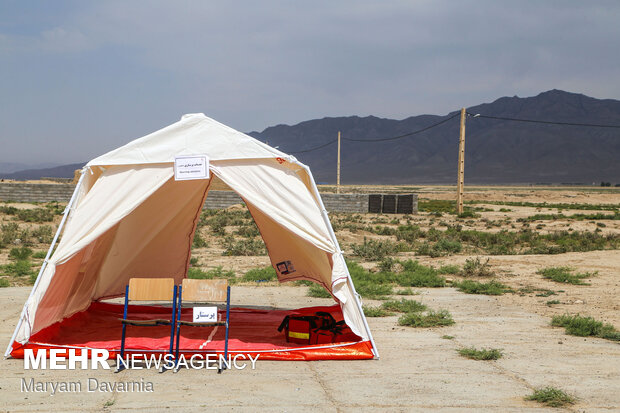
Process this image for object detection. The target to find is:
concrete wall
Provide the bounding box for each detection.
[0,183,417,214]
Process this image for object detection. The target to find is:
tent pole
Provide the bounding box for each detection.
[299,164,380,359]
[4,168,87,358]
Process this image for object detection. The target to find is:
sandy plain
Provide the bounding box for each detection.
[0,186,618,411]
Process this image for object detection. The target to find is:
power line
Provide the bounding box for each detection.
[343,113,460,142]
[289,112,460,154]
[468,112,620,129]
[289,139,337,154]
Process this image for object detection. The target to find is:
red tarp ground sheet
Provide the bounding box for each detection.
[11,302,374,360]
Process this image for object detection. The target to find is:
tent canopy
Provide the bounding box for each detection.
[7,113,376,359]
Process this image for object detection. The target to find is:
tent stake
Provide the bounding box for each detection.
[4,169,87,358]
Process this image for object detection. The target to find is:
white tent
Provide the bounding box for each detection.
[6,113,377,358]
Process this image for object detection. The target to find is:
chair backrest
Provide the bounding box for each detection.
[128,278,175,301]
[181,279,228,303]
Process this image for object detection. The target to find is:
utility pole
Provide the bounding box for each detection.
[456,108,466,214]
[337,131,341,194]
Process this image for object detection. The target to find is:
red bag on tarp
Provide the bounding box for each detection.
[278,312,346,345]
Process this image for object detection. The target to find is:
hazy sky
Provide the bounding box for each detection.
[2,1,619,165]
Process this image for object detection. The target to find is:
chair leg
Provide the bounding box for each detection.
[116,285,130,373]
[218,285,231,374]
[173,285,183,373]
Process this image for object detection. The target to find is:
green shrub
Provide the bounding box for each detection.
[242,266,277,282]
[222,236,266,256]
[416,239,462,257]
[381,298,427,313]
[354,281,393,300]
[525,387,576,408]
[307,283,332,298]
[187,267,209,279]
[9,247,33,260]
[377,257,396,272]
[192,232,209,248]
[398,309,454,327]
[0,205,18,215]
[551,314,620,340]
[458,347,502,360]
[16,208,54,223]
[351,238,398,261]
[363,306,393,317]
[187,266,236,282]
[454,279,509,295]
[537,267,595,285]
[395,225,423,243]
[0,278,10,288]
[235,223,260,238]
[32,250,47,259]
[460,257,494,277]
[437,264,460,275]
[31,225,54,244]
[2,260,35,277]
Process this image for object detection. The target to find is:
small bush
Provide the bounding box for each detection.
[525,387,576,408]
[242,266,277,282]
[377,257,396,272]
[32,250,47,259]
[381,298,427,313]
[416,239,462,257]
[9,247,33,261]
[546,300,561,306]
[235,224,260,238]
[537,267,595,285]
[363,306,393,317]
[458,347,502,360]
[0,278,10,288]
[354,281,393,300]
[16,208,54,223]
[307,283,332,298]
[187,267,209,279]
[31,225,54,244]
[437,265,460,275]
[551,314,620,340]
[396,260,446,287]
[441,335,455,340]
[351,238,399,261]
[192,232,209,248]
[454,280,509,295]
[2,260,35,277]
[222,236,266,256]
[189,257,199,266]
[398,309,455,327]
[460,257,494,277]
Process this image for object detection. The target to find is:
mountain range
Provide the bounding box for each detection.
[2,90,619,184]
[249,90,620,184]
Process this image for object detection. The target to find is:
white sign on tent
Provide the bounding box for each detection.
[174,155,209,180]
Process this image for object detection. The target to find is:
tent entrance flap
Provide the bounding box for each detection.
[11,303,374,361]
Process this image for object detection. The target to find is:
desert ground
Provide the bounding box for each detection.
[0,185,619,412]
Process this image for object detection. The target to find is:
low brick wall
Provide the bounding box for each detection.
[0,183,417,214]
[0,183,75,203]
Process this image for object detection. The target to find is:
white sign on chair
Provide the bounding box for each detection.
[192,306,218,323]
